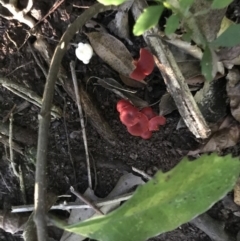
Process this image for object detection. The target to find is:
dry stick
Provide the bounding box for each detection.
[132,0,211,139]
[70,61,92,189]
[70,186,104,215]
[34,4,114,241]
[0,77,62,118]
[12,192,133,213]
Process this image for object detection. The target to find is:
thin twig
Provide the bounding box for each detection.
[5,61,33,77]
[8,113,19,178]
[132,167,152,180]
[0,133,23,154]
[32,0,65,29]
[70,61,92,189]
[27,41,48,77]
[0,77,62,118]
[63,100,76,183]
[34,5,114,241]
[2,104,16,123]
[19,164,27,204]
[70,186,104,215]
[12,192,133,213]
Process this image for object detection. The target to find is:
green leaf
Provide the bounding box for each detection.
[60,154,240,241]
[201,46,218,81]
[96,0,128,5]
[165,14,180,35]
[179,0,194,10]
[211,24,240,47]
[133,5,164,36]
[211,0,234,9]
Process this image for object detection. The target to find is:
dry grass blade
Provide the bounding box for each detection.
[70,61,92,189]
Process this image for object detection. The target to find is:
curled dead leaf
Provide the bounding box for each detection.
[188,120,240,155]
[226,68,240,122]
[87,32,135,77]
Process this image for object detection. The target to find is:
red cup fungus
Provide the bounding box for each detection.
[140,107,157,120]
[130,48,155,81]
[117,99,166,139]
[148,116,166,131]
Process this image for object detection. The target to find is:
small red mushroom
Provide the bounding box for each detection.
[130,48,155,81]
[141,130,152,139]
[116,99,132,113]
[148,116,166,132]
[127,113,149,136]
[140,107,157,120]
[120,105,140,127]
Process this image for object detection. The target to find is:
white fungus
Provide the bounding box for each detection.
[75,42,93,64]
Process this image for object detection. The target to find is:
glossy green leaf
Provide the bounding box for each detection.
[165,14,180,35]
[96,0,127,5]
[133,5,164,36]
[211,0,234,9]
[59,154,240,241]
[211,24,240,47]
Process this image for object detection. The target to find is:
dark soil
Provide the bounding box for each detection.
[0,0,240,241]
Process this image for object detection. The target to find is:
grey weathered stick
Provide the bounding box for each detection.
[132,0,211,139]
[34,4,115,241]
[70,61,92,189]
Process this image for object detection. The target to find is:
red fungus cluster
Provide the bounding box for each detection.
[117,99,166,139]
[130,48,155,81]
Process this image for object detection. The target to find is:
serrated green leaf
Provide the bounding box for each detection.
[133,5,164,36]
[211,0,234,9]
[96,0,127,5]
[211,24,240,47]
[60,154,240,241]
[165,14,180,35]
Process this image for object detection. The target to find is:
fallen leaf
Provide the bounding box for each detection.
[107,0,134,45]
[190,0,226,42]
[188,120,240,155]
[119,74,146,88]
[85,20,108,33]
[226,68,240,122]
[159,92,177,116]
[97,77,149,108]
[87,32,135,77]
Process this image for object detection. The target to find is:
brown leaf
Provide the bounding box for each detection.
[159,92,177,116]
[188,121,240,155]
[119,74,146,88]
[0,210,29,234]
[87,32,135,77]
[226,68,240,122]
